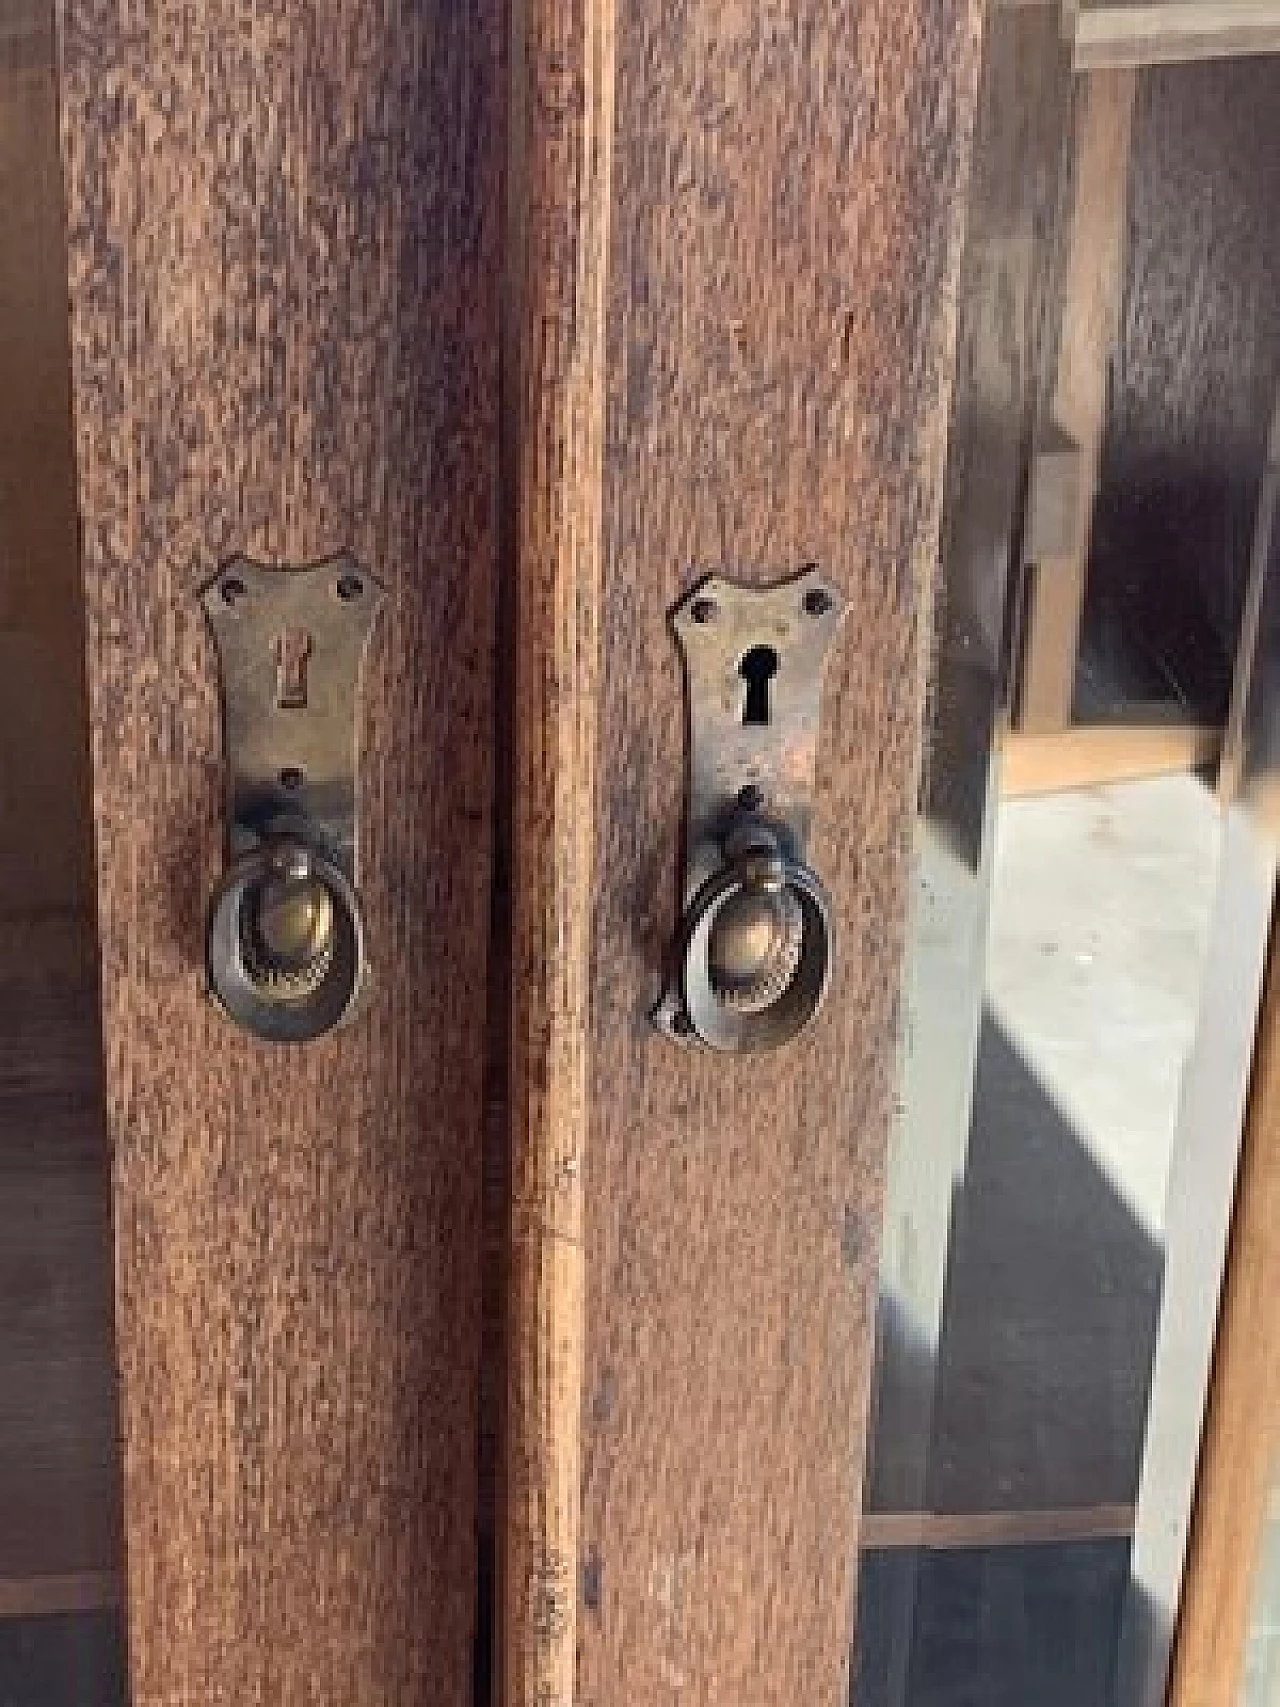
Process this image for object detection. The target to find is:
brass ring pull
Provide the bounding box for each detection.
[660,815,835,1053]
[653,566,846,1054]
[206,837,367,1044]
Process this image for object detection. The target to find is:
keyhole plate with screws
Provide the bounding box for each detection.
[201,552,384,1043]
[653,565,848,1053]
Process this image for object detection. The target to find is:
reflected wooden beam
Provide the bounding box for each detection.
[1002,723,1221,796]
[1018,70,1136,734]
[0,1572,122,1619]
[861,1504,1135,1552]
[1077,2,1280,70]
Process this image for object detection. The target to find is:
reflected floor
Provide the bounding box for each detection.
[861,771,1221,1701]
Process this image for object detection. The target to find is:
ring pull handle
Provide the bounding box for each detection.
[653,566,846,1054]
[201,552,384,1044]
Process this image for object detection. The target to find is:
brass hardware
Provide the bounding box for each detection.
[201,552,384,1044]
[241,838,337,999]
[653,566,847,1053]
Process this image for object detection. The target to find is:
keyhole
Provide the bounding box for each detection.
[273,627,313,710]
[739,644,779,727]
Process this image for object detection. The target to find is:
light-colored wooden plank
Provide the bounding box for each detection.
[1001,722,1221,794]
[860,1504,1135,1552]
[1077,2,1280,69]
[57,4,504,1704]
[1018,71,1136,734]
[502,0,616,1703]
[1167,918,1280,1707]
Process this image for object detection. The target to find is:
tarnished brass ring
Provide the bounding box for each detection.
[206,837,366,1044]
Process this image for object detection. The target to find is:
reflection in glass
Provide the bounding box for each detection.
[857,34,1280,1707]
[1244,1458,1280,1706]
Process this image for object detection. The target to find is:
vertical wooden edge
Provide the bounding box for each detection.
[501,0,617,1703]
[1167,909,1280,1707]
[1017,67,1136,734]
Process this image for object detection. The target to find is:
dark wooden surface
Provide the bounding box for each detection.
[1088,53,1280,719]
[577,3,984,1702]
[0,6,121,1611]
[0,920,118,1589]
[56,4,504,1704]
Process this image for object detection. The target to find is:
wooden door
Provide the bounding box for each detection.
[50,1,987,1705]
[502,1,986,1704]
[56,4,504,1704]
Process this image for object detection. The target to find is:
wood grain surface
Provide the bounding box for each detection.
[56,5,503,1704]
[575,4,984,1702]
[1090,54,1280,719]
[501,0,615,1702]
[1168,917,1280,1707]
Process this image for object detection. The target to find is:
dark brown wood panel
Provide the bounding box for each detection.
[56,5,503,1703]
[575,3,984,1702]
[0,4,94,919]
[0,919,118,1592]
[1088,53,1280,719]
[0,5,120,1610]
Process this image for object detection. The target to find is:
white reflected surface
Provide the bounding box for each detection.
[1244,1468,1280,1706]
[987,774,1221,1238]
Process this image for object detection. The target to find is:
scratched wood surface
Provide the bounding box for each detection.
[574,3,984,1702]
[56,5,503,1704]
[501,0,616,1702]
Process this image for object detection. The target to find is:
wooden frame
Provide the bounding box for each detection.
[1016,67,1135,740]
[1167,915,1280,1704]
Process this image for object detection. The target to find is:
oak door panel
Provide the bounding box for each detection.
[57,5,504,1703]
